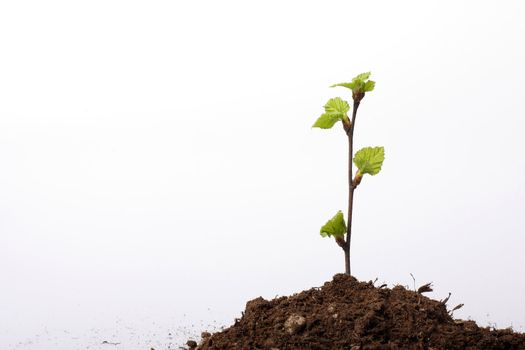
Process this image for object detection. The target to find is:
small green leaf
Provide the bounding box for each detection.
[312,113,342,129]
[331,72,375,95]
[353,146,385,176]
[324,97,350,115]
[320,210,347,238]
[352,80,365,92]
[330,82,355,90]
[355,72,371,81]
[363,80,375,92]
[312,97,350,129]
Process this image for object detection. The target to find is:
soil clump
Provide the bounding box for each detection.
[192,274,525,350]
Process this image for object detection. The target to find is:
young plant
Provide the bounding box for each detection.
[313,72,385,276]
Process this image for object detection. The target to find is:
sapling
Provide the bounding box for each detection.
[312,72,385,276]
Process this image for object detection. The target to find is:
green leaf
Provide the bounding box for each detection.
[330,82,355,90]
[355,72,371,81]
[312,97,350,129]
[352,79,365,92]
[353,146,385,176]
[331,72,375,95]
[312,113,342,129]
[324,97,350,115]
[320,210,347,238]
[363,80,375,92]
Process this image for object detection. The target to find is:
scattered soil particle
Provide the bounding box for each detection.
[195,274,525,350]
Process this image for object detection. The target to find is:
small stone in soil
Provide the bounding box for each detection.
[283,314,306,335]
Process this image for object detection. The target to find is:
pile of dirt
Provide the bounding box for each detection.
[190,274,525,350]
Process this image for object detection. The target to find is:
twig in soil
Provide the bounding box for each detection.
[440,292,452,305]
[449,303,464,317]
[410,273,417,292]
[409,273,433,294]
[417,282,433,294]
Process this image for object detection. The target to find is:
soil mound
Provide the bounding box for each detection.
[192,274,525,350]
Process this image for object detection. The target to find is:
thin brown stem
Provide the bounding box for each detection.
[344,100,360,275]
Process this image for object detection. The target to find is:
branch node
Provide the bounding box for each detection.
[335,236,346,248]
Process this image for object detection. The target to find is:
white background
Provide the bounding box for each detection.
[1,1,525,348]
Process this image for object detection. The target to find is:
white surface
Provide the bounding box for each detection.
[1,1,525,348]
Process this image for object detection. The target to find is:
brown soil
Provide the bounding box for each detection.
[192,274,525,350]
